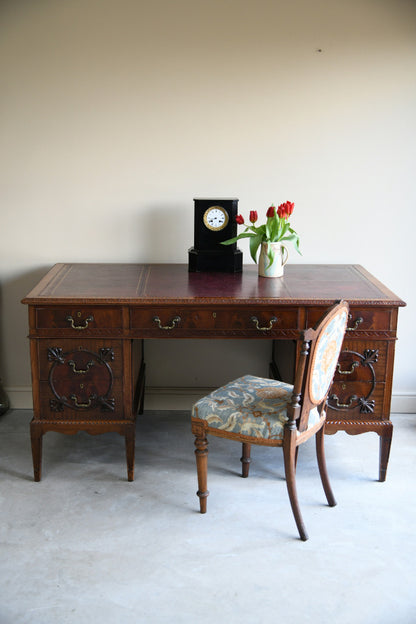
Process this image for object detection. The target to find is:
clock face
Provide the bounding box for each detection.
[203,206,229,231]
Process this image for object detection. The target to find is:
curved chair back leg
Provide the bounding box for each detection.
[283,433,308,541]
[316,427,337,507]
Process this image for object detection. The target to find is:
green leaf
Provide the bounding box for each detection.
[280,222,290,238]
[221,232,255,245]
[281,229,302,254]
[249,234,263,263]
[266,243,275,268]
[269,216,280,242]
[265,219,272,241]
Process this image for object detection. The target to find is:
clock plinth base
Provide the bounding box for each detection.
[188,248,242,273]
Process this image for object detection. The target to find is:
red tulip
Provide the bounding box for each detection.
[249,210,258,223]
[235,214,245,225]
[266,205,275,218]
[278,201,295,219]
[285,201,294,216]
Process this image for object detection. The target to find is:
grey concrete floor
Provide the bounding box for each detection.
[0,409,415,624]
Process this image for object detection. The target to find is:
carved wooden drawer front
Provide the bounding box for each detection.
[213,308,299,335]
[333,340,387,383]
[130,306,299,336]
[130,308,215,335]
[307,307,392,332]
[327,338,388,419]
[39,381,124,421]
[38,339,125,421]
[327,382,385,419]
[35,307,122,335]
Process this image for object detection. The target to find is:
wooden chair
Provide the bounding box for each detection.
[191,300,349,541]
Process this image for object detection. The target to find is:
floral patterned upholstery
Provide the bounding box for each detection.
[192,375,321,440]
[310,307,348,404]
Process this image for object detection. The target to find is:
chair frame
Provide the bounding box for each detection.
[191,300,349,541]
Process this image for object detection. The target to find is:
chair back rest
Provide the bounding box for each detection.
[291,301,349,432]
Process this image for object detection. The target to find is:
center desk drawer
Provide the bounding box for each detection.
[130,307,299,336]
[131,308,214,335]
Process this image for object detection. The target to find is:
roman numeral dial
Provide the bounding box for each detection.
[203,206,229,231]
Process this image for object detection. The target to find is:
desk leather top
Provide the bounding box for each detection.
[22,263,405,307]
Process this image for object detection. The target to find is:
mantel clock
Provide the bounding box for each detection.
[188,198,242,272]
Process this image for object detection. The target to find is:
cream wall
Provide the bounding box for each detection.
[0,0,415,410]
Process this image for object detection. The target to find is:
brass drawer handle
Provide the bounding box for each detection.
[70,394,96,408]
[153,315,181,330]
[336,362,359,375]
[66,314,94,330]
[346,316,363,331]
[67,360,95,374]
[328,394,358,408]
[251,316,278,331]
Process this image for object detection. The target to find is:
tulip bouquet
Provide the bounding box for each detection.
[221,202,301,267]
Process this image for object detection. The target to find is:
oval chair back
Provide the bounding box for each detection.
[288,301,349,434]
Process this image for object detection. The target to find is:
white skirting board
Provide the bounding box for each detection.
[5,386,416,414]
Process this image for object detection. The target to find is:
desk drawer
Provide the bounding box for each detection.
[306,307,392,333]
[35,307,122,333]
[37,339,124,420]
[38,339,123,380]
[130,306,299,336]
[213,308,299,334]
[326,382,385,419]
[334,340,387,383]
[39,378,124,421]
[130,308,215,335]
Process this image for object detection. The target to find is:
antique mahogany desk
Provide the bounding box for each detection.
[22,263,405,482]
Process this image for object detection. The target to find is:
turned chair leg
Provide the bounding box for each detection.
[240,443,252,477]
[316,427,336,507]
[194,434,209,513]
[283,438,308,541]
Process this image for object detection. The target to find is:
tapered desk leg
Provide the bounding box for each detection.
[125,424,136,482]
[30,420,43,482]
[379,424,393,482]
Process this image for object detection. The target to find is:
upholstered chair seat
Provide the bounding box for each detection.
[192,375,322,442]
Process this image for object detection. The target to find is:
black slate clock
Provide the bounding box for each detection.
[188,198,242,272]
